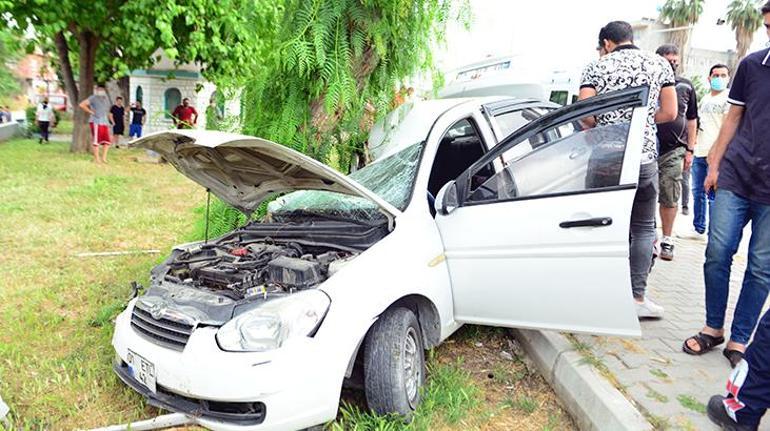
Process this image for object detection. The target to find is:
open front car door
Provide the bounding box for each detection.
[435,86,651,337]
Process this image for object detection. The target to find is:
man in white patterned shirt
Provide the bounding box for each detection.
[579,21,678,319]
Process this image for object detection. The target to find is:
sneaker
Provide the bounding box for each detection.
[635,297,664,319]
[678,228,706,241]
[660,240,674,261]
[707,395,757,431]
[682,206,690,215]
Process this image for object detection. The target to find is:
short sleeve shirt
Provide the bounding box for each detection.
[718,47,770,205]
[581,45,676,164]
[87,94,111,125]
[131,107,146,125]
[656,76,699,155]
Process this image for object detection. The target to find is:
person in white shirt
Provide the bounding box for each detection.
[680,64,730,240]
[35,99,56,144]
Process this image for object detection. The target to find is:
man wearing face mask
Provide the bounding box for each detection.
[35,98,56,144]
[654,44,699,261]
[680,64,730,241]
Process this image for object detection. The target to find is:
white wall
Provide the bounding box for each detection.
[128,75,215,134]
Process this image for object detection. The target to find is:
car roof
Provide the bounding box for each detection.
[368,96,547,160]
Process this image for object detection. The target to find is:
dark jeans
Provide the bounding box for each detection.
[705,189,770,345]
[724,308,770,426]
[631,162,658,299]
[691,157,713,234]
[38,121,50,142]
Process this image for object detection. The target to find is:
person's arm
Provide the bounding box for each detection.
[79,99,94,115]
[191,107,198,124]
[108,109,115,126]
[578,62,598,128]
[684,118,697,170]
[654,86,677,123]
[142,110,146,126]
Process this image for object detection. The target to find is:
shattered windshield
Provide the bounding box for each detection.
[268,142,424,222]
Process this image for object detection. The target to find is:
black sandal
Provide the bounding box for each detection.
[682,332,725,355]
[723,348,745,368]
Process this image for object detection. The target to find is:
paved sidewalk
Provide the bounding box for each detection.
[575,213,769,430]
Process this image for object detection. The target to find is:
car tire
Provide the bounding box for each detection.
[363,307,426,418]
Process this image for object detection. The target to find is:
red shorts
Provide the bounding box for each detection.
[89,123,111,146]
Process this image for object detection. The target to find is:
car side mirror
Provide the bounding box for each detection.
[435,181,459,216]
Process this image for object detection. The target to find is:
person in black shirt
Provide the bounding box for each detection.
[655,44,698,262]
[109,96,126,148]
[129,101,147,138]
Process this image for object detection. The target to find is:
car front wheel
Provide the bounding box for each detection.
[363,307,426,418]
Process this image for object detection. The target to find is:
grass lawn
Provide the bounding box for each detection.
[0,139,574,430]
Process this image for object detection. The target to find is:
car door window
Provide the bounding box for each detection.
[468,121,630,203]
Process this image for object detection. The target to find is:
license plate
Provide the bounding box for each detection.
[127,350,157,393]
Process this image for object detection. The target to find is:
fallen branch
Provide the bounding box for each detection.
[74,250,161,257]
[83,413,195,431]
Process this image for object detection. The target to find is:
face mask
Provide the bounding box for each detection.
[95,89,106,96]
[710,77,727,91]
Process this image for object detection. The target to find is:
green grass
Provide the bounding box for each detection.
[676,394,706,414]
[0,139,204,429]
[331,360,482,430]
[53,119,74,135]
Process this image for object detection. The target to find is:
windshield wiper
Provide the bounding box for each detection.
[276,209,379,224]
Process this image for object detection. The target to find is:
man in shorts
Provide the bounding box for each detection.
[79,83,112,164]
[129,100,146,138]
[655,44,698,261]
[110,96,126,148]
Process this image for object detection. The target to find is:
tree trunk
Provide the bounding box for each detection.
[667,29,690,75]
[53,32,78,108]
[308,44,380,147]
[730,29,752,76]
[71,30,99,153]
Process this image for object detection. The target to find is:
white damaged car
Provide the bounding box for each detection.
[112,86,649,430]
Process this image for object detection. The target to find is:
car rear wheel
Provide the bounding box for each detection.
[363,307,426,418]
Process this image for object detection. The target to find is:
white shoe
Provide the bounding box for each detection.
[677,228,706,241]
[636,297,664,318]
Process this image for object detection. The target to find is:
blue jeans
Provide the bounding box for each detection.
[691,157,713,234]
[705,189,770,345]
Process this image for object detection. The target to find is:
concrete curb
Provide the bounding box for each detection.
[512,329,652,431]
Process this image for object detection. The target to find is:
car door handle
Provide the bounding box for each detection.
[559,217,613,228]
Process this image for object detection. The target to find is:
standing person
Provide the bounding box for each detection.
[680,64,731,241]
[35,99,56,144]
[110,97,126,148]
[579,21,678,318]
[682,3,770,367]
[129,100,146,139]
[706,309,770,430]
[172,98,197,129]
[205,98,222,130]
[654,44,699,261]
[78,83,112,164]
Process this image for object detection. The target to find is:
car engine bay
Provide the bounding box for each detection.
[151,219,389,304]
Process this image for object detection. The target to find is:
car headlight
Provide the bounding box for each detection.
[216,290,330,352]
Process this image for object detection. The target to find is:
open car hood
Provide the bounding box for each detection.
[131,130,400,220]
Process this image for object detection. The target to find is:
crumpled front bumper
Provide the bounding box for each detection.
[111,300,343,431]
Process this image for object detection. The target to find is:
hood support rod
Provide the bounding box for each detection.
[204,189,211,243]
